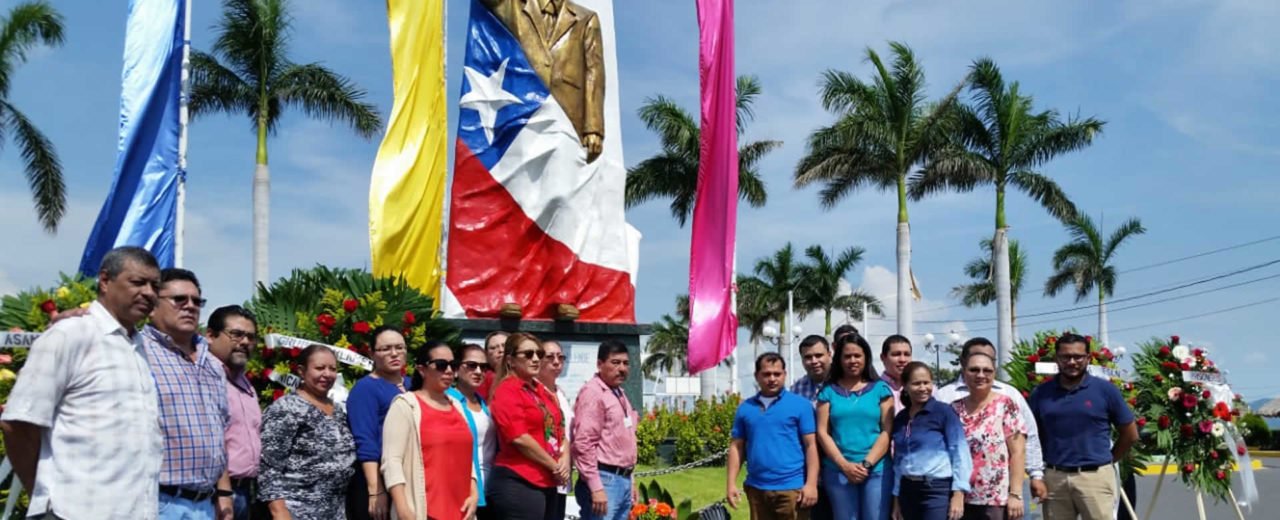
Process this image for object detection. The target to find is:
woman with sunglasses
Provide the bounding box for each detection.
[817,332,894,520]
[952,352,1025,520]
[891,362,971,520]
[347,326,412,520]
[538,339,573,520]
[382,340,479,520]
[446,344,499,520]
[487,332,568,520]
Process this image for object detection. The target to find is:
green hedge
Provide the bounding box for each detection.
[638,395,739,465]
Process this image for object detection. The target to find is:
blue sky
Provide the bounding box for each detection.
[2,1,1278,400]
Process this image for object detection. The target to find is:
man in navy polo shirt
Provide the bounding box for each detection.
[1029,333,1139,520]
[727,353,819,520]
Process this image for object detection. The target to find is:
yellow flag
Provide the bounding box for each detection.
[369,0,446,298]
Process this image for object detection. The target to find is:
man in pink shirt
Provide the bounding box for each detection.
[571,340,638,520]
[879,334,913,415]
[206,306,263,520]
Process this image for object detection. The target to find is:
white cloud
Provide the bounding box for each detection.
[1244,351,1267,364]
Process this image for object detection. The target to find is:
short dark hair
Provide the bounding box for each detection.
[898,361,933,408]
[755,352,785,372]
[484,330,509,345]
[457,342,485,360]
[298,344,336,370]
[207,305,257,334]
[881,334,912,356]
[833,324,860,344]
[962,349,997,368]
[1056,332,1091,352]
[411,340,452,391]
[798,335,829,354]
[960,337,996,362]
[370,325,405,347]
[99,246,158,278]
[828,332,878,383]
[597,339,628,361]
[159,268,201,293]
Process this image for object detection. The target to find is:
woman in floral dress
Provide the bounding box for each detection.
[951,352,1026,520]
[260,345,357,519]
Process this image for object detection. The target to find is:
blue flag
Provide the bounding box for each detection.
[79,0,185,275]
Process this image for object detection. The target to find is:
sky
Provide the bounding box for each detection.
[2,1,1278,401]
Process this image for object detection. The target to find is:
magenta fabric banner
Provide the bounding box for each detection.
[687,0,738,375]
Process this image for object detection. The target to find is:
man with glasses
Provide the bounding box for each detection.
[206,306,263,520]
[142,268,230,520]
[1029,333,1139,520]
[572,340,638,520]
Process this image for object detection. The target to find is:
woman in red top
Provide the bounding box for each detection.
[485,332,569,520]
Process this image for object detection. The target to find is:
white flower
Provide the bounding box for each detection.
[1172,346,1191,360]
[1182,356,1198,368]
[1212,422,1226,437]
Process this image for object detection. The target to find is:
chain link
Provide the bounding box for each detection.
[634,448,728,477]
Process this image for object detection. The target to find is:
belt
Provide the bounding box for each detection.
[598,463,634,478]
[902,475,953,483]
[1047,463,1103,473]
[159,485,215,502]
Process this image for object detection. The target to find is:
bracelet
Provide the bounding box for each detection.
[369,492,385,497]
[1008,493,1023,500]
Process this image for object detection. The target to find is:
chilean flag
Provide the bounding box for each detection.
[444,0,637,323]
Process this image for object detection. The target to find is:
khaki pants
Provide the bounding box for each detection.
[1043,464,1116,520]
[745,485,810,520]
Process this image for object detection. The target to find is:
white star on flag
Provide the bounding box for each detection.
[460,58,522,144]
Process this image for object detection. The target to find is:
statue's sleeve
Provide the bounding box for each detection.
[583,12,605,138]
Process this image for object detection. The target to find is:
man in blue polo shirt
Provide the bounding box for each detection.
[728,353,819,520]
[1029,333,1139,520]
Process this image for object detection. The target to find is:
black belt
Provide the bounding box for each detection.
[902,475,953,483]
[598,463,634,478]
[160,484,215,502]
[1047,463,1103,473]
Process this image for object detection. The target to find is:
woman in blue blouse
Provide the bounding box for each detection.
[446,343,499,520]
[817,333,894,520]
[891,362,972,520]
[346,326,411,520]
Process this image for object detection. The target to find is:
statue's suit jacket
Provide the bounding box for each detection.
[483,0,605,143]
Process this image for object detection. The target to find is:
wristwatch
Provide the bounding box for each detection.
[859,460,873,469]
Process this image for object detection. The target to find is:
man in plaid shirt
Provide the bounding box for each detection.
[790,335,832,403]
[142,268,231,519]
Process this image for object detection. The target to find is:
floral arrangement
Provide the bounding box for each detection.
[634,480,692,520]
[630,500,677,520]
[1129,335,1248,501]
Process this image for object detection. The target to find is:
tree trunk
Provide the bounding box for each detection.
[896,222,913,339]
[253,115,270,290]
[825,308,832,336]
[1099,293,1109,349]
[994,227,1014,378]
[699,370,715,399]
[1011,298,1019,342]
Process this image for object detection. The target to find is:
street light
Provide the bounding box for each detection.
[764,324,803,385]
[923,331,963,374]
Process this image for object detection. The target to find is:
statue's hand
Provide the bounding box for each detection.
[582,133,603,161]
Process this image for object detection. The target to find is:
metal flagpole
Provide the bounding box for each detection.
[863,302,869,337]
[175,0,192,267]
[787,290,795,386]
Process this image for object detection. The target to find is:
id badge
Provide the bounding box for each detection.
[623,415,634,428]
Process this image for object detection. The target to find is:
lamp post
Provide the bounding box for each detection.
[763,324,803,385]
[923,331,964,375]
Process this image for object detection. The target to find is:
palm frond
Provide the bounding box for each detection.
[212,0,292,87]
[734,75,762,134]
[1103,217,1146,262]
[274,62,382,138]
[1010,170,1077,221]
[624,154,686,207]
[3,100,62,231]
[188,50,255,120]
[637,96,699,153]
[0,1,64,95]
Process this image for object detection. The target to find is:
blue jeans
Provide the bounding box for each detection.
[898,477,953,520]
[574,470,633,520]
[232,485,251,520]
[159,492,216,520]
[822,464,890,520]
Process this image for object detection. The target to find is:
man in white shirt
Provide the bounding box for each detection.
[933,337,1047,503]
[1,246,165,520]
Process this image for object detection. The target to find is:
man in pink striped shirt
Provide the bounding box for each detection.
[571,340,638,520]
[206,306,263,520]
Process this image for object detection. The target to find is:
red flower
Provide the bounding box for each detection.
[1171,335,1181,345]
[1158,415,1171,429]
[1128,397,1138,407]
[1199,421,1214,434]
[272,389,284,401]
[289,347,301,358]
[343,299,359,312]
[1162,361,1179,370]
[262,348,274,360]
[1214,402,1232,420]
[1182,393,1197,408]
[319,325,332,336]
[1022,390,1031,398]
[1085,335,1094,345]
[1180,362,1191,371]
[1136,417,1148,428]
[40,299,56,314]
[1159,346,1171,357]
[1216,470,1227,480]
[1100,348,1113,360]
[315,313,336,327]
[1181,424,1195,438]
[1155,374,1164,383]
[353,321,371,334]
[1202,390,1211,399]
[1210,450,1220,460]
[1027,354,1041,363]
[403,310,416,325]
[262,368,274,379]
[1238,445,1247,456]
[1046,336,1057,346]
[1038,348,1049,357]
[1193,348,1204,357]
[1182,463,1195,474]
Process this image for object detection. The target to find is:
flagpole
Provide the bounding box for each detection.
[175,0,192,268]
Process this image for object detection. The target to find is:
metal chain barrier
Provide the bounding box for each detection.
[634,447,728,477]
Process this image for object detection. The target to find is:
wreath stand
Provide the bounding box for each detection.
[1138,457,1247,520]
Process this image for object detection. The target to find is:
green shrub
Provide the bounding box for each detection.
[639,394,740,466]
[1240,413,1271,448]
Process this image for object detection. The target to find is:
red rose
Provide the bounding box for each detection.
[402,328,412,337]
[1180,362,1191,371]
[1181,424,1195,437]
[1216,470,1226,480]
[1136,417,1148,428]
[1046,336,1057,345]
[1158,415,1171,429]
[1210,450,1220,460]
[1162,361,1179,370]
[289,347,301,358]
[1202,390,1211,399]
[353,321,371,334]
[1155,374,1164,383]
[262,368,273,379]
[272,389,284,401]
[1100,348,1113,360]
[403,310,416,325]
[1038,348,1049,357]
[1128,397,1138,407]
[319,325,332,336]
[40,299,56,314]
[1171,335,1181,345]
[1214,402,1232,420]
[343,299,359,312]
[1159,346,1171,357]
[1182,393,1197,408]
[262,348,274,360]
[1085,335,1093,345]
[1027,354,1040,363]
[1022,390,1031,398]
[1238,445,1247,456]
[1193,348,1204,357]
[316,313,336,327]
[1182,463,1195,474]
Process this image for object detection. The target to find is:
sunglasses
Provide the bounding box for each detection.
[460,361,491,372]
[423,359,460,372]
[545,353,566,361]
[160,294,207,308]
[514,349,546,360]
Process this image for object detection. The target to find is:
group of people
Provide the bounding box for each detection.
[728,326,1139,520]
[0,246,643,520]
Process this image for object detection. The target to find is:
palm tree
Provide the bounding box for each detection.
[189,0,381,287]
[911,58,1103,371]
[736,275,772,361]
[1,2,64,232]
[952,238,1026,333]
[740,243,805,367]
[794,42,962,341]
[642,295,690,379]
[625,75,780,226]
[795,244,884,335]
[1044,214,1145,348]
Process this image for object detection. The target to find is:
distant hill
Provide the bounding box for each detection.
[1250,398,1274,411]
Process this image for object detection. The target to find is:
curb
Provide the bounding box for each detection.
[1137,459,1264,475]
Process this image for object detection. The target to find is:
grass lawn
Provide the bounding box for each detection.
[633,464,744,512]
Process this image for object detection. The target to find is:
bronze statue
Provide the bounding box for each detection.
[482,0,605,162]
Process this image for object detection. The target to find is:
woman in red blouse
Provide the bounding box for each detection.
[485,332,570,520]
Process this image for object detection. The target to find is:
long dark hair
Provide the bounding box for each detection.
[491,332,542,399]
[827,333,878,384]
[899,361,933,408]
[409,340,451,391]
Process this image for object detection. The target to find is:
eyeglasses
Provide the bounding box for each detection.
[514,349,546,360]
[461,361,491,372]
[160,294,207,308]
[423,359,460,372]
[374,344,407,354]
[545,353,566,361]
[1058,354,1089,362]
[966,367,995,375]
[223,329,258,343]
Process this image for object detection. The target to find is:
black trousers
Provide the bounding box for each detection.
[485,465,558,520]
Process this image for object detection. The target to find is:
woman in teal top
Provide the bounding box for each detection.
[817,333,894,520]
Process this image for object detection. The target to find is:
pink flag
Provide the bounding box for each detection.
[687,0,737,375]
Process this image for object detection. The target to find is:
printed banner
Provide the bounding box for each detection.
[1033,362,1127,380]
[0,332,40,349]
[264,333,373,371]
